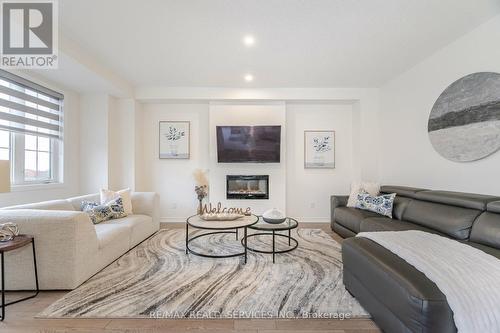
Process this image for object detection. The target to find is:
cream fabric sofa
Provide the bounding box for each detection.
[0,192,159,290]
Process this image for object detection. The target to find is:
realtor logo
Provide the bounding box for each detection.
[0,0,58,68]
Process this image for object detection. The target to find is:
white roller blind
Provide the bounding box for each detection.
[0,70,63,140]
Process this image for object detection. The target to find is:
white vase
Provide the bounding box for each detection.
[313,154,325,165]
[169,143,178,156]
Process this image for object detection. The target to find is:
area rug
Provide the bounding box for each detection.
[38,228,368,319]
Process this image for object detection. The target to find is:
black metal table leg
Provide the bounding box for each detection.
[272,230,275,263]
[0,236,40,321]
[236,228,238,241]
[185,223,189,254]
[288,229,291,246]
[32,240,39,295]
[1,251,4,321]
[244,227,247,264]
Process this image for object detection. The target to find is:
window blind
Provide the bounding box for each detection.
[0,70,64,140]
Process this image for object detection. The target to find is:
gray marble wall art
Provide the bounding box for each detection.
[428,72,500,162]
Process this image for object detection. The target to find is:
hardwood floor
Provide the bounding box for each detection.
[0,223,380,333]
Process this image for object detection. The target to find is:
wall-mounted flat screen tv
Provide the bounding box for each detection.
[216,125,281,163]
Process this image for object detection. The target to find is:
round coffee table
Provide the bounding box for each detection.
[242,217,299,263]
[185,214,258,263]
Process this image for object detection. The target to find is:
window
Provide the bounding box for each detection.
[0,70,64,186]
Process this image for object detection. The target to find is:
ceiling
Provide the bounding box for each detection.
[58,0,500,88]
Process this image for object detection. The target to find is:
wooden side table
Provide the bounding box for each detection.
[0,235,39,321]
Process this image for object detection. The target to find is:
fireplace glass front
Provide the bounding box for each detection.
[226,175,269,199]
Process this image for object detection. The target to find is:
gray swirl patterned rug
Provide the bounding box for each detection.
[38,228,368,319]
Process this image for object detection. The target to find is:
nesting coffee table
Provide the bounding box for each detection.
[185,215,299,264]
[242,217,299,263]
[185,214,258,263]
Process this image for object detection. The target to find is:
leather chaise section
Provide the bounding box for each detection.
[342,237,456,333]
[333,185,500,333]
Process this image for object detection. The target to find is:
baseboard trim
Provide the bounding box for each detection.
[160,216,330,223]
[161,217,186,223]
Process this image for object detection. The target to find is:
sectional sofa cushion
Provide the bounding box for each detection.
[469,212,500,249]
[94,223,131,249]
[333,207,380,233]
[414,190,500,210]
[392,196,412,220]
[487,201,500,213]
[2,199,75,211]
[360,217,444,235]
[99,214,155,247]
[380,185,426,198]
[402,200,481,240]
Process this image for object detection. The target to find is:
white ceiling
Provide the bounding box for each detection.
[59,0,500,88]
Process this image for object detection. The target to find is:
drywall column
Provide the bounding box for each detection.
[79,93,111,194]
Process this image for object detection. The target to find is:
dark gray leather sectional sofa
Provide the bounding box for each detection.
[331,185,500,333]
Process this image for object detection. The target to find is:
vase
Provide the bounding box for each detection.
[169,143,178,156]
[313,154,325,166]
[197,198,203,215]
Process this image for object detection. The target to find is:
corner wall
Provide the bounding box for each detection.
[378,14,500,194]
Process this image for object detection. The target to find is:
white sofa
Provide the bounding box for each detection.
[0,192,159,290]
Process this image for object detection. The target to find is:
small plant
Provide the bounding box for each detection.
[165,127,185,141]
[313,136,332,152]
[195,185,208,201]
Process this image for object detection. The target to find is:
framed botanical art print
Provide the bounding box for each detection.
[159,121,190,159]
[304,130,335,168]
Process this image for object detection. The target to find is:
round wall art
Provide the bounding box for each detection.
[428,72,500,162]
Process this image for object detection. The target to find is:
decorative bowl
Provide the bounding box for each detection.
[200,213,244,221]
[262,208,287,224]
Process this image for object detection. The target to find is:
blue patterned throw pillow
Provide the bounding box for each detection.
[355,192,396,218]
[81,197,126,224]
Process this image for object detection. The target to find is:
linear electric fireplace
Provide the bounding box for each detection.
[226,175,269,200]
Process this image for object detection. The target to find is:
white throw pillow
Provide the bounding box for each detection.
[346,181,380,207]
[100,188,133,215]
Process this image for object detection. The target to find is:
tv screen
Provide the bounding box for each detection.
[216,126,281,163]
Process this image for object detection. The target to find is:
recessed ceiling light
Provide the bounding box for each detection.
[243,35,255,47]
[244,74,254,82]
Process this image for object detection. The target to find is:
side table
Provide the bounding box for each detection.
[242,217,299,263]
[0,234,39,321]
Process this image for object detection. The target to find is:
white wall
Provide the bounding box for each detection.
[79,94,111,194]
[0,75,81,207]
[141,103,209,222]
[136,100,364,222]
[286,102,354,222]
[379,14,500,195]
[208,102,287,215]
[108,99,141,190]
